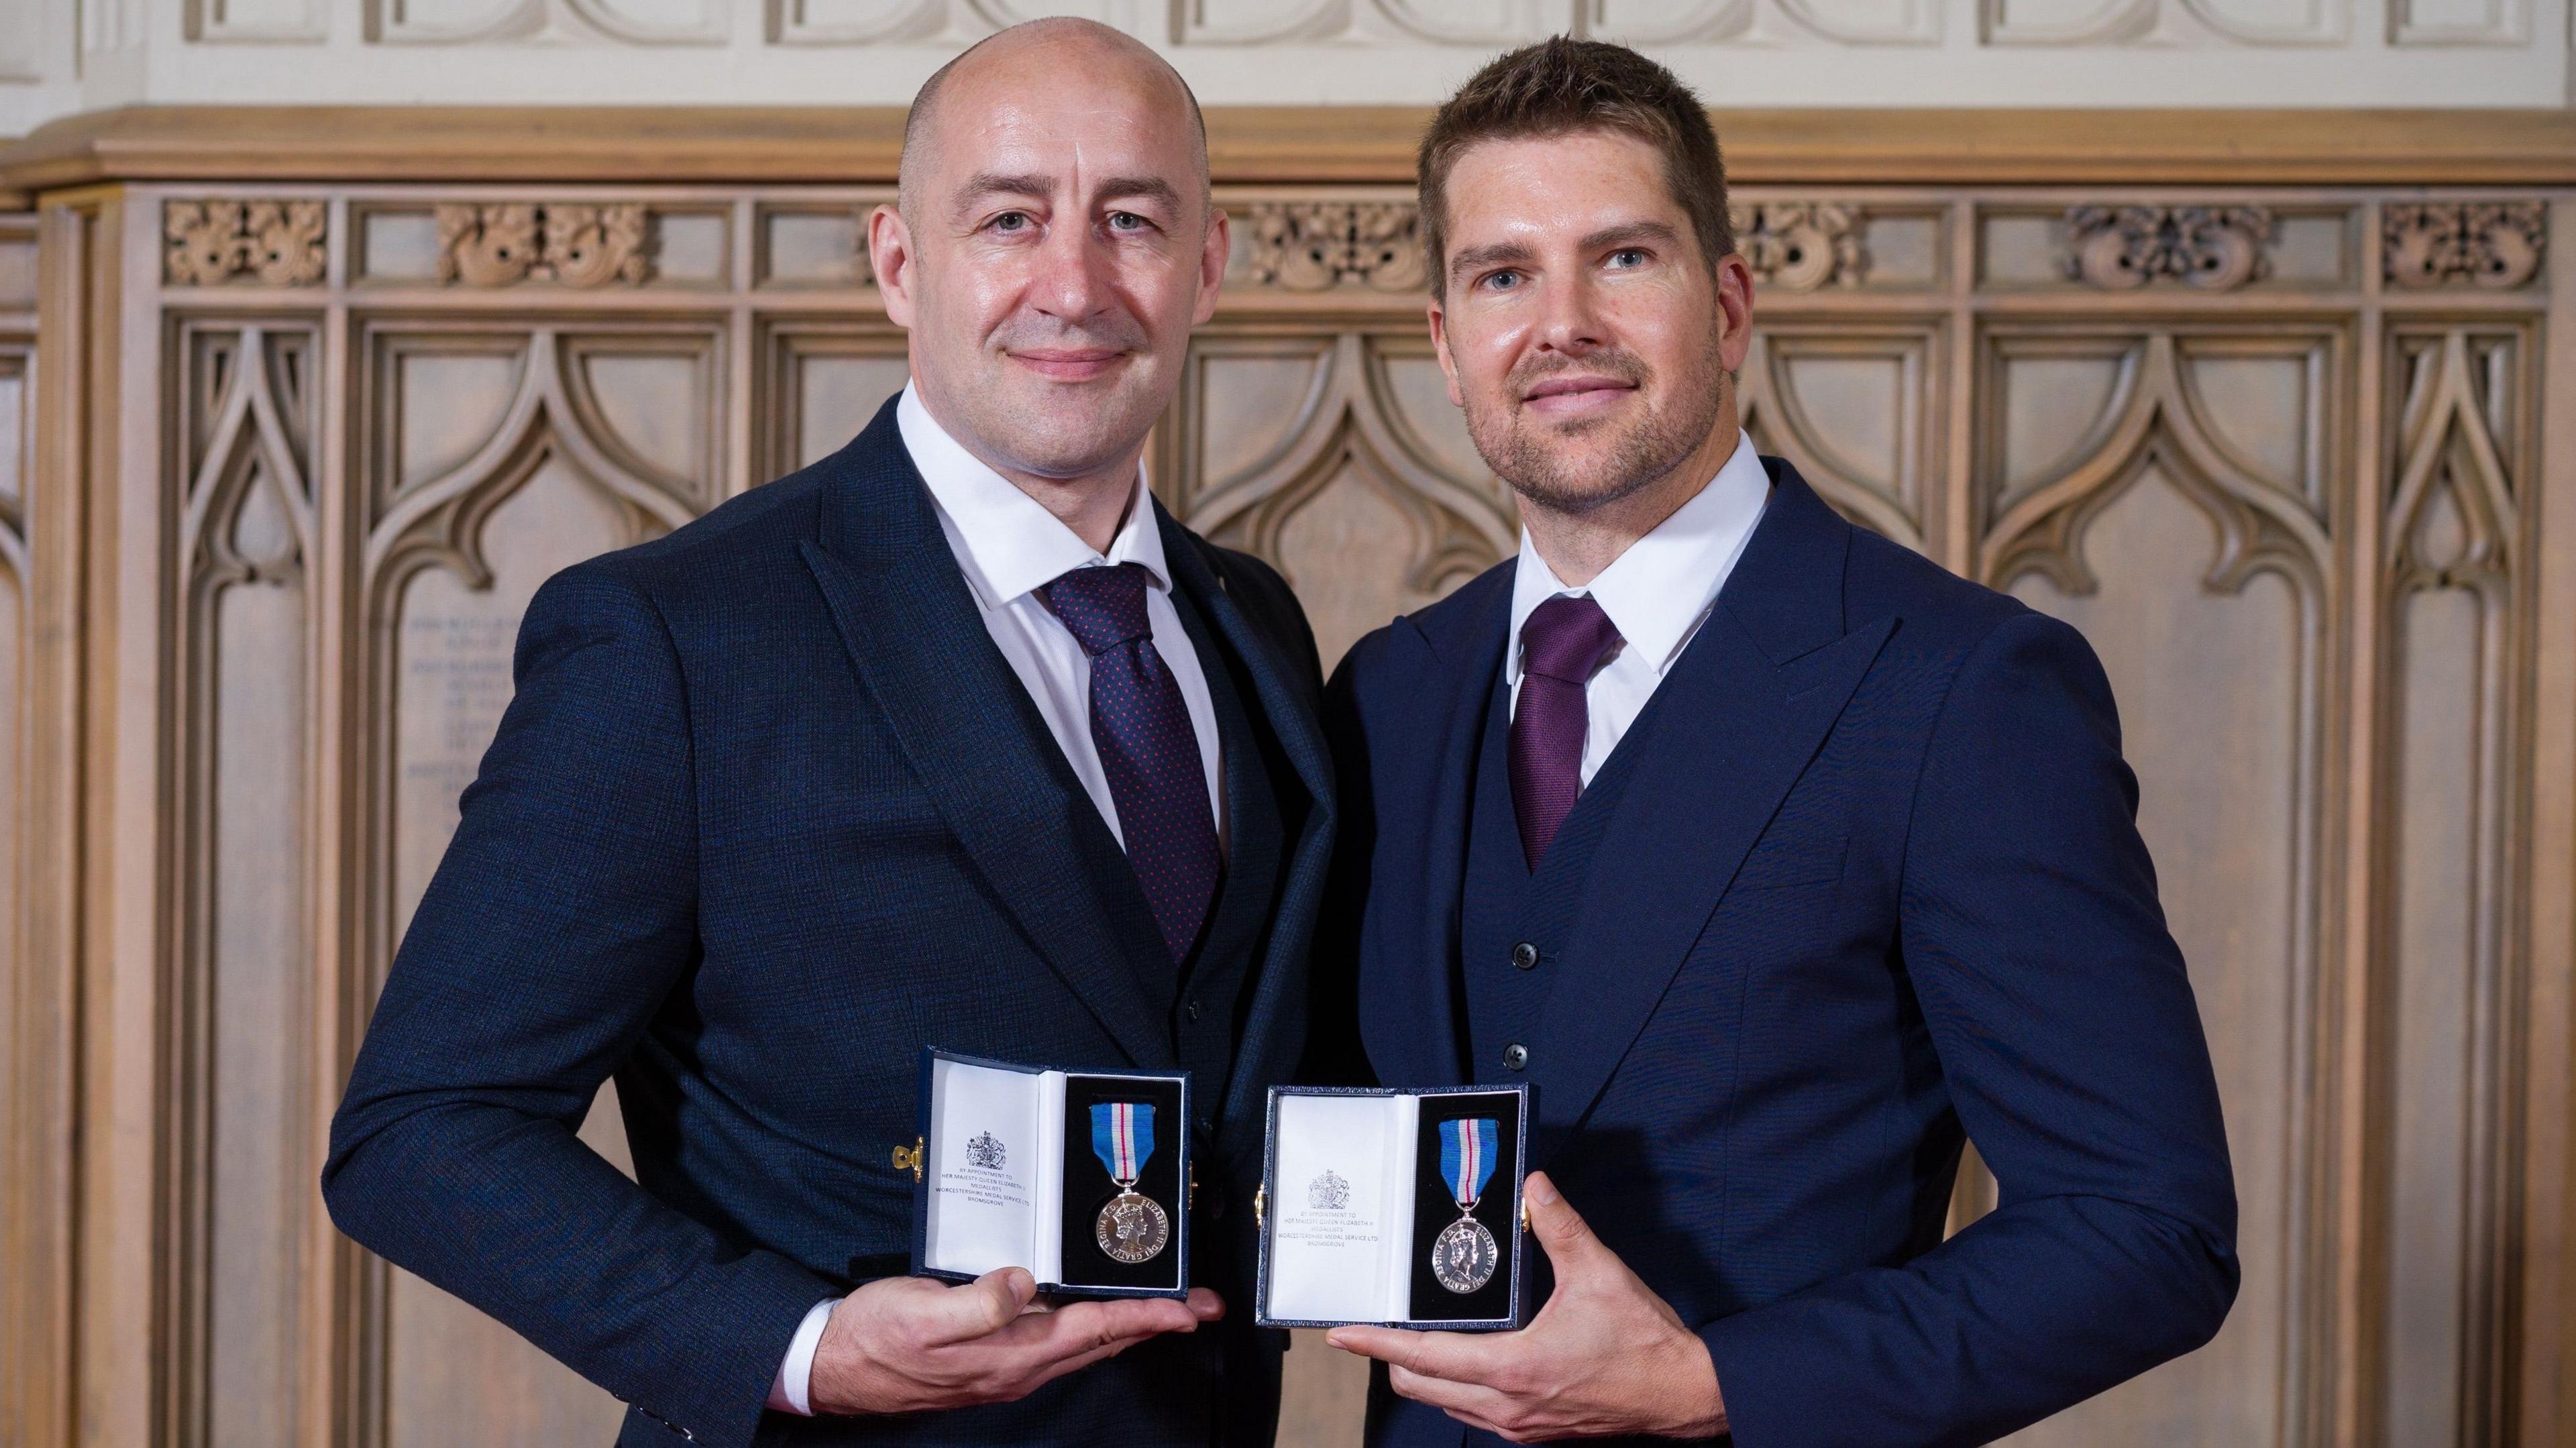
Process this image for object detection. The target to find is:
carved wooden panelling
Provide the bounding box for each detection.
[1982,324,2337,1447]
[1160,331,1515,664]
[168,319,325,1448]
[5,177,2569,1448]
[0,319,28,1427]
[2384,203,2547,291]
[2379,323,2530,1448]
[1741,323,1938,551]
[345,317,720,1443]
[755,320,909,480]
[164,200,329,288]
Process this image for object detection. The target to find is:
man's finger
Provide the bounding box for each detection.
[1521,1171,1603,1272]
[1185,1287,1225,1322]
[991,1294,1197,1365]
[1326,1325,1507,1384]
[928,1267,1038,1343]
[1020,1329,1157,1392]
[1387,1362,1519,1421]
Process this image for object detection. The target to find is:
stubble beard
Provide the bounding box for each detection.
[1468,339,1729,519]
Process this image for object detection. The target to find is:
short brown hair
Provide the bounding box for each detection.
[1417,38,1733,296]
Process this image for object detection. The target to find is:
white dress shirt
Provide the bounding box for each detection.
[767,384,1228,1415]
[1505,431,1772,785]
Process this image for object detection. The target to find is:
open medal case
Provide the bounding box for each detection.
[1254,1083,1532,1331]
[908,1048,1191,1300]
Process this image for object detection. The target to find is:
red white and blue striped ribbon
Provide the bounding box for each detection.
[1089,1101,1155,1185]
[1440,1117,1499,1209]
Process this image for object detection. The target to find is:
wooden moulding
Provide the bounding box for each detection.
[2,105,2575,196]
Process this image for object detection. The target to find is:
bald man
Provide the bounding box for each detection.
[325,21,1335,1447]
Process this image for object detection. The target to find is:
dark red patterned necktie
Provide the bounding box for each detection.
[1509,594,1624,870]
[1038,563,1220,964]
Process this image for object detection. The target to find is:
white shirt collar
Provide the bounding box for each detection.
[896,382,1171,611]
[1506,429,1771,687]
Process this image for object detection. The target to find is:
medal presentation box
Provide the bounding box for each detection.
[1254,1084,1532,1331]
[908,1048,1191,1300]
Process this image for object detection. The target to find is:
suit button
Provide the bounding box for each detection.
[1186,1000,1203,1022]
[1501,1043,1528,1071]
[1511,941,1540,970]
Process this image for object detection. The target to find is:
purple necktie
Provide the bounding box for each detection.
[1510,594,1624,870]
[1038,563,1221,964]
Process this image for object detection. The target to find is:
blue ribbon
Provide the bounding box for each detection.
[1090,1101,1156,1185]
[1438,1118,1499,1209]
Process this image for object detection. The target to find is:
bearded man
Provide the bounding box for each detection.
[1316,38,2238,1448]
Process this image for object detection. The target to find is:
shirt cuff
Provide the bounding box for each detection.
[766,1297,840,1416]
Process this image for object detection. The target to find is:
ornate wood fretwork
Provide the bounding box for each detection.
[166,320,323,1448]
[1983,331,2328,598]
[2383,202,2547,290]
[2062,205,2277,290]
[162,200,328,287]
[1240,202,1426,293]
[1733,202,1868,291]
[363,329,698,589]
[433,203,653,288]
[1171,332,1512,598]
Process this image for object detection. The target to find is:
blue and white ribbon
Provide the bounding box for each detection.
[1438,1117,1499,1210]
[1090,1101,1156,1186]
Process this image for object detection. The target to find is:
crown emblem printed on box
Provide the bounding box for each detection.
[1307,1169,1351,1211]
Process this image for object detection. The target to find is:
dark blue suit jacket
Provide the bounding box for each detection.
[325,399,1335,1448]
[1320,461,2237,1448]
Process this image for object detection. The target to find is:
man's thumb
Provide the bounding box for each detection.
[1523,1172,1600,1268]
[951,1266,1037,1338]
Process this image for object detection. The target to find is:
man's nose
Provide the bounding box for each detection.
[1031,217,1113,321]
[1532,273,1605,357]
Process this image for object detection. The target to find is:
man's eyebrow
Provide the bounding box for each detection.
[950,171,1055,217]
[1578,220,1684,254]
[1447,239,1536,282]
[1093,176,1184,211]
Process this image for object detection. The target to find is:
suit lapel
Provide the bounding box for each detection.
[1526,465,1894,1148]
[1357,569,1512,1089]
[801,400,1170,1069]
[1157,514,1332,819]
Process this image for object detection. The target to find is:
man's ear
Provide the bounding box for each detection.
[1429,296,1464,409]
[1713,251,1756,376]
[870,204,918,329]
[1192,203,1230,328]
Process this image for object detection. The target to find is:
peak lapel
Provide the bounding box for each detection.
[800,402,1169,1069]
[1525,465,1894,1150]
[1155,512,1334,817]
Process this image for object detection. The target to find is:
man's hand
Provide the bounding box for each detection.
[807,1267,1223,1416]
[1326,1172,1723,1443]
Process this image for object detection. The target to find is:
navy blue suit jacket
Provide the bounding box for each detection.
[1319,461,2237,1448]
[325,399,1335,1448]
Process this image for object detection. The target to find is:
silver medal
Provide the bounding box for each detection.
[1430,1214,1499,1294]
[1095,1189,1170,1264]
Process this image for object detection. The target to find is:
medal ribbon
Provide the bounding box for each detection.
[1089,1101,1156,1187]
[1438,1118,1500,1211]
